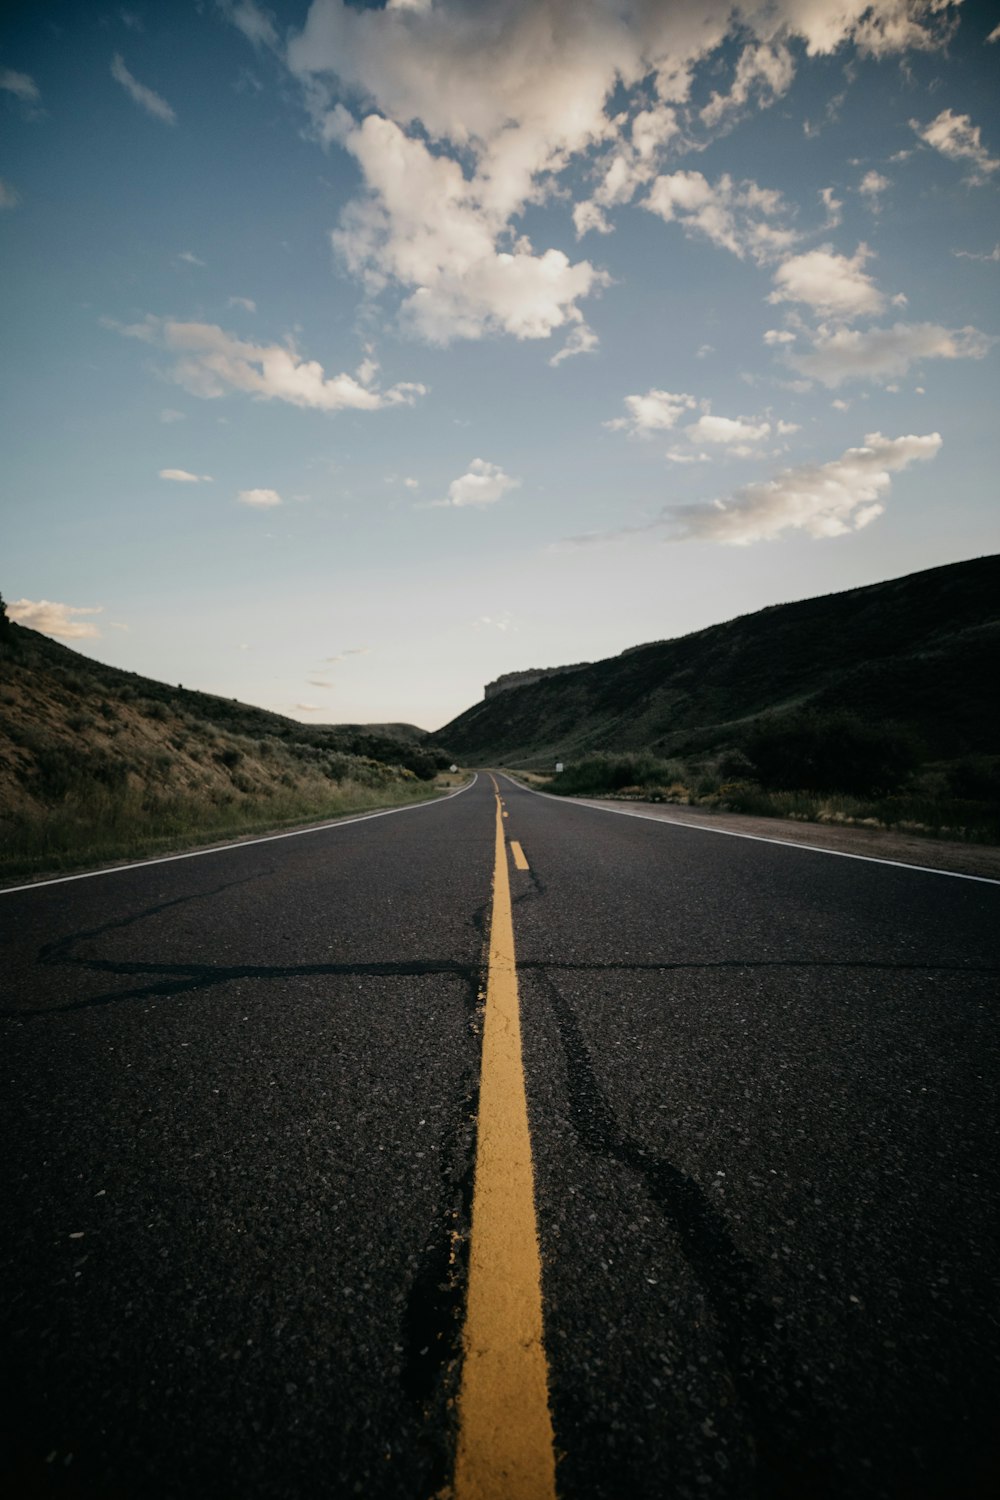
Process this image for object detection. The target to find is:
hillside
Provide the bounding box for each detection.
[0,618,449,879]
[435,555,1000,766]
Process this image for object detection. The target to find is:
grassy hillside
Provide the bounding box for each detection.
[436,555,1000,766]
[0,619,451,881]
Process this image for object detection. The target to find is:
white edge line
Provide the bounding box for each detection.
[495,773,1000,887]
[0,775,479,897]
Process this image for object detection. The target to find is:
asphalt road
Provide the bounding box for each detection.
[2,772,998,1500]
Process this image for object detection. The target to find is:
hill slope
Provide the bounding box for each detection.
[0,621,447,878]
[435,555,1000,765]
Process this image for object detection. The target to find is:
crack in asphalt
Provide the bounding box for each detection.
[538,967,836,1500]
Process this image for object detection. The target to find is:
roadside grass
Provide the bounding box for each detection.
[543,752,1000,845]
[0,778,450,885]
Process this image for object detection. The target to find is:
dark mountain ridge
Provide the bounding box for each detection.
[435,554,1000,766]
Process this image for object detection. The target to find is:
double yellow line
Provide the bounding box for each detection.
[453,781,557,1500]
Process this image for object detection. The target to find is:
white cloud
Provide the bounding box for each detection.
[644,170,797,263]
[473,613,514,632]
[218,0,279,50]
[7,598,104,639]
[0,178,20,210]
[110,53,176,124]
[954,243,1000,263]
[912,108,999,181]
[160,407,185,423]
[665,447,710,464]
[159,468,212,482]
[285,0,958,344]
[989,23,1000,44]
[228,296,257,311]
[662,431,941,543]
[819,186,842,226]
[331,114,606,343]
[116,316,427,412]
[549,323,600,366]
[403,476,419,488]
[238,487,283,507]
[769,245,885,319]
[696,343,714,359]
[296,703,321,712]
[858,169,890,206]
[685,413,771,446]
[626,432,941,546]
[607,388,699,437]
[0,67,40,102]
[787,321,993,386]
[178,250,206,266]
[435,458,520,508]
[776,419,800,435]
[700,41,794,127]
[763,328,796,345]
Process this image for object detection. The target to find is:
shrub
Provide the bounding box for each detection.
[743,710,919,797]
[549,752,686,797]
[946,755,1000,802]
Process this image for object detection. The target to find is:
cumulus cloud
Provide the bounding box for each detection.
[110,53,176,124]
[607,388,699,436]
[331,113,606,343]
[700,41,794,127]
[159,468,212,482]
[115,316,426,412]
[662,431,942,543]
[0,178,20,210]
[643,171,797,263]
[685,413,771,446]
[286,1,955,344]
[0,67,40,102]
[434,458,520,508]
[858,169,890,207]
[238,487,283,507]
[7,599,104,639]
[579,432,941,546]
[787,321,993,386]
[912,108,999,182]
[769,245,885,319]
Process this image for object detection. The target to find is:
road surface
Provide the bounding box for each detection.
[2,772,998,1499]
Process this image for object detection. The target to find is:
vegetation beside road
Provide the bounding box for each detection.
[540,713,1000,844]
[0,607,456,883]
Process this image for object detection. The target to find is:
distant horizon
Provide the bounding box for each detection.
[11,546,996,735]
[4,1,998,727]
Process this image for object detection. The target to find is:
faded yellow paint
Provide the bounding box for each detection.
[510,840,529,871]
[453,787,556,1500]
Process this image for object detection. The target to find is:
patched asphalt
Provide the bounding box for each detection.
[2,772,998,1499]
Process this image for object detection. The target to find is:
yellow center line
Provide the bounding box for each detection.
[453,783,556,1500]
[510,841,529,871]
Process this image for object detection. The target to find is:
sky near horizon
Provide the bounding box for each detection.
[2,0,998,731]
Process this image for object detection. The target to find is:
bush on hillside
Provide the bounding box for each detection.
[548,752,686,796]
[743,711,919,797]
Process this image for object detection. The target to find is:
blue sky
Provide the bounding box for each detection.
[2,0,998,729]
